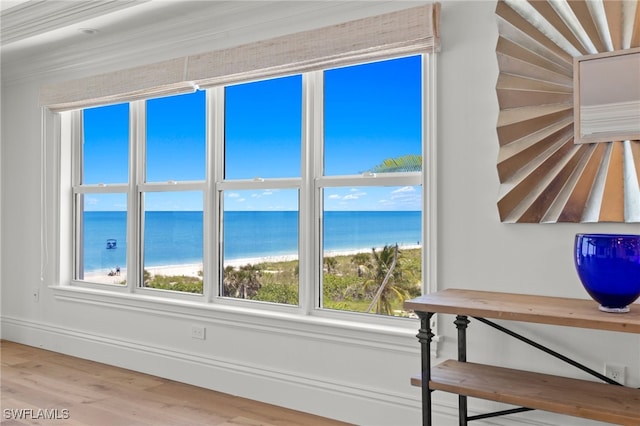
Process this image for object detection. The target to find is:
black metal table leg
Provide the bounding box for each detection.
[455,315,470,425]
[416,312,435,426]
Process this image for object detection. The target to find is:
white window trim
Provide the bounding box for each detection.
[309,66,423,320]
[46,53,438,333]
[39,7,440,339]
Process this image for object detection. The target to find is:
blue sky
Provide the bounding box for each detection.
[83,55,422,212]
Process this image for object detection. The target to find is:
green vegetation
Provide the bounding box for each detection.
[321,246,422,315]
[144,269,203,293]
[144,247,422,316]
[367,154,422,173]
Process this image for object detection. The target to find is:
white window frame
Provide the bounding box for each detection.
[308,56,436,323]
[41,4,442,348]
[51,52,437,331]
[136,96,210,302]
[212,80,306,313]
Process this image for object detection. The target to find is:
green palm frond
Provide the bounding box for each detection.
[367,154,422,173]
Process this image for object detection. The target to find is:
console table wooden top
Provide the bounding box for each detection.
[404,289,640,334]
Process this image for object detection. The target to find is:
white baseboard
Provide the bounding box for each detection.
[2,315,596,426]
[1,315,420,425]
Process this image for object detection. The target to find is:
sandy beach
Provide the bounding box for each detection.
[82,263,204,285]
[81,244,421,285]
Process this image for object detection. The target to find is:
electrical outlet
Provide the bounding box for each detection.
[191,325,206,340]
[604,363,626,385]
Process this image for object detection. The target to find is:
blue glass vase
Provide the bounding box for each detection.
[574,233,640,313]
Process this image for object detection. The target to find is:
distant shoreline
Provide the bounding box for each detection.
[82,244,421,285]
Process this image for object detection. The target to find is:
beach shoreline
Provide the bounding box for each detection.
[82,244,421,284]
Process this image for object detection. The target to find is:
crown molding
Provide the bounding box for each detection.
[1,0,146,46]
[1,1,419,87]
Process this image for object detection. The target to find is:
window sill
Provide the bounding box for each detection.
[50,284,422,353]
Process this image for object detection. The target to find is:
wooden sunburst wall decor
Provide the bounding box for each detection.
[495,0,640,223]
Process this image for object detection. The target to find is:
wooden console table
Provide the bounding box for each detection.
[404,289,640,425]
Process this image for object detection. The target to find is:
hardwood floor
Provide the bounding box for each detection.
[1,341,351,425]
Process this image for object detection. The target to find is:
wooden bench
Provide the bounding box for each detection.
[404,289,640,425]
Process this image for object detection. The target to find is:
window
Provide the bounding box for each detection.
[69,54,431,319]
[75,103,129,284]
[141,91,206,294]
[220,76,302,304]
[320,56,423,315]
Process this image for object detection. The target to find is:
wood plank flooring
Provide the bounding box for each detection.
[0,341,351,426]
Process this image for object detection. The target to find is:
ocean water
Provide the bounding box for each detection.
[82,210,421,272]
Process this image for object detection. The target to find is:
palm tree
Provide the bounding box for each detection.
[324,256,338,274]
[223,264,262,299]
[367,154,422,173]
[365,244,411,315]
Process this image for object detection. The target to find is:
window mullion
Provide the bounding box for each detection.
[71,110,83,281]
[71,110,83,187]
[130,100,145,292]
[316,174,421,189]
[73,184,129,194]
[299,72,317,314]
[211,86,225,301]
[138,182,206,192]
[314,71,325,312]
[423,52,437,296]
[305,70,324,313]
[217,178,301,191]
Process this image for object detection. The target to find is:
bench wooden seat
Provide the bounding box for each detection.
[412,359,640,426]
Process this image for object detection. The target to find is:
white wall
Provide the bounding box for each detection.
[2,2,638,425]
